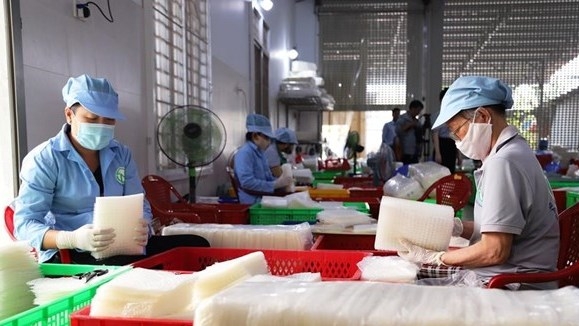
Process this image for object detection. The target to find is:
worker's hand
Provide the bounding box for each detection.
[452,217,464,237]
[397,239,445,266]
[273,175,293,189]
[134,219,150,247]
[434,152,442,163]
[56,224,115,252]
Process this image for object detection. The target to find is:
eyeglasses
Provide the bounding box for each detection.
[449,118,470,141]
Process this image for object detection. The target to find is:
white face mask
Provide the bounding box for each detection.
[455,110,492,160]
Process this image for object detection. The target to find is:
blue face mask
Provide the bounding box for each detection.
[76,122,115,150]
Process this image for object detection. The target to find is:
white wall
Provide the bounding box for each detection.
[14,0,318,198]
[19,0,150,175]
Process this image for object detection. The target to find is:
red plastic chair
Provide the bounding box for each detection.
[4,205,71,263]
[417,173,472,214]
[487,202,579,289]
[141,175,204,225]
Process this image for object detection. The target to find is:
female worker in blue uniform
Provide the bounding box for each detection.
[13,74,208,264]
[397,76,559,289]
[264,127,298,177]
[234,114,293,204]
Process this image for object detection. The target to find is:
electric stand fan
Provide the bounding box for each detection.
[344,130,365,175]
[156,105,226,203]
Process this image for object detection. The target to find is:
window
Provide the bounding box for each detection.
[153,0,210,171]
[251,7,270,116]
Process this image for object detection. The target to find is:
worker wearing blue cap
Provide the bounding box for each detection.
[264,127,299,177]
[14,74,208,264]
[233,114,293,204]
[398,76,559,289]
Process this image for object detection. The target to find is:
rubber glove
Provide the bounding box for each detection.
[453,217,464,237]
[134,219,150,247]
[56,224,115,252]
[273,175,293,189]
[397,239,445,266]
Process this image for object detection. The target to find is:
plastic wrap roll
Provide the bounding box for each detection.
[375,196,454,251]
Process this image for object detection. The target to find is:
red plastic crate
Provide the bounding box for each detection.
[311,234,397,256]
[333,176,375,188]
[553,189,567,213]
[156,203,250,225]
[132,247,370,281]
[70,307,190,326]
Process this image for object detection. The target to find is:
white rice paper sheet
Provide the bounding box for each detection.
[90,268,197,318]
[161,222,313,250]
[195,281,579,326]
[91,193,145,260]
[375,196,454,251]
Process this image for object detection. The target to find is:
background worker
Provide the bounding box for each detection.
[234,114,293,204]
[396,100,424,164]
[264,127,298,177]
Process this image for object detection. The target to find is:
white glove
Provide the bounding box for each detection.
[452,217,464,237]
[56,224,115,252]
[397,239,445,266]
[273,175,293,189]
[134,219,150,247]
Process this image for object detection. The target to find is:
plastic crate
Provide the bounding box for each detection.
[308,188,350,199]
[348,187,383,198]
[132,247,370,281]
[0,264,130,326]
[549,179,579,189]
[333,176,375,188]
[70,307,190,326]
[190,203,250,224]
[553,189,567,212]
[311,234,397,256]
[249,204,322,225]
[312,171,343,180]
[249,202,368,225]
[567,191,579,208]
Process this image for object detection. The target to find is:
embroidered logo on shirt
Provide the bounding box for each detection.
[115,167,126,185]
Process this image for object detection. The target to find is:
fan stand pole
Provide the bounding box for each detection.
[188,166,196,204]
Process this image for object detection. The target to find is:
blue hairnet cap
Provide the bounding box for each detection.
[432,76,513,129]
[274,128,298,144]
[62,74,126,120]
[246,114,274,138]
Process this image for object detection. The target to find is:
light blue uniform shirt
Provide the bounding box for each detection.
[382,120,396,146]
[234,141,275,204]
[14,124,152,262]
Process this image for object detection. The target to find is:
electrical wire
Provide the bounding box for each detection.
[86,0,114,23]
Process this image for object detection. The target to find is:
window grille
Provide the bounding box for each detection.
[153,0,210,170]
[443,0,579,151]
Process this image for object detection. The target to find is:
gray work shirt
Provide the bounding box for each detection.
[470,126,559,289]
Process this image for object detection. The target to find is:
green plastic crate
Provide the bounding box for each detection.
[567,191,579,208]
[312,171,343,180]
[249,202,369,225]
[549,179,579,189]
[342,201,370,214]
[0,264,130,326]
